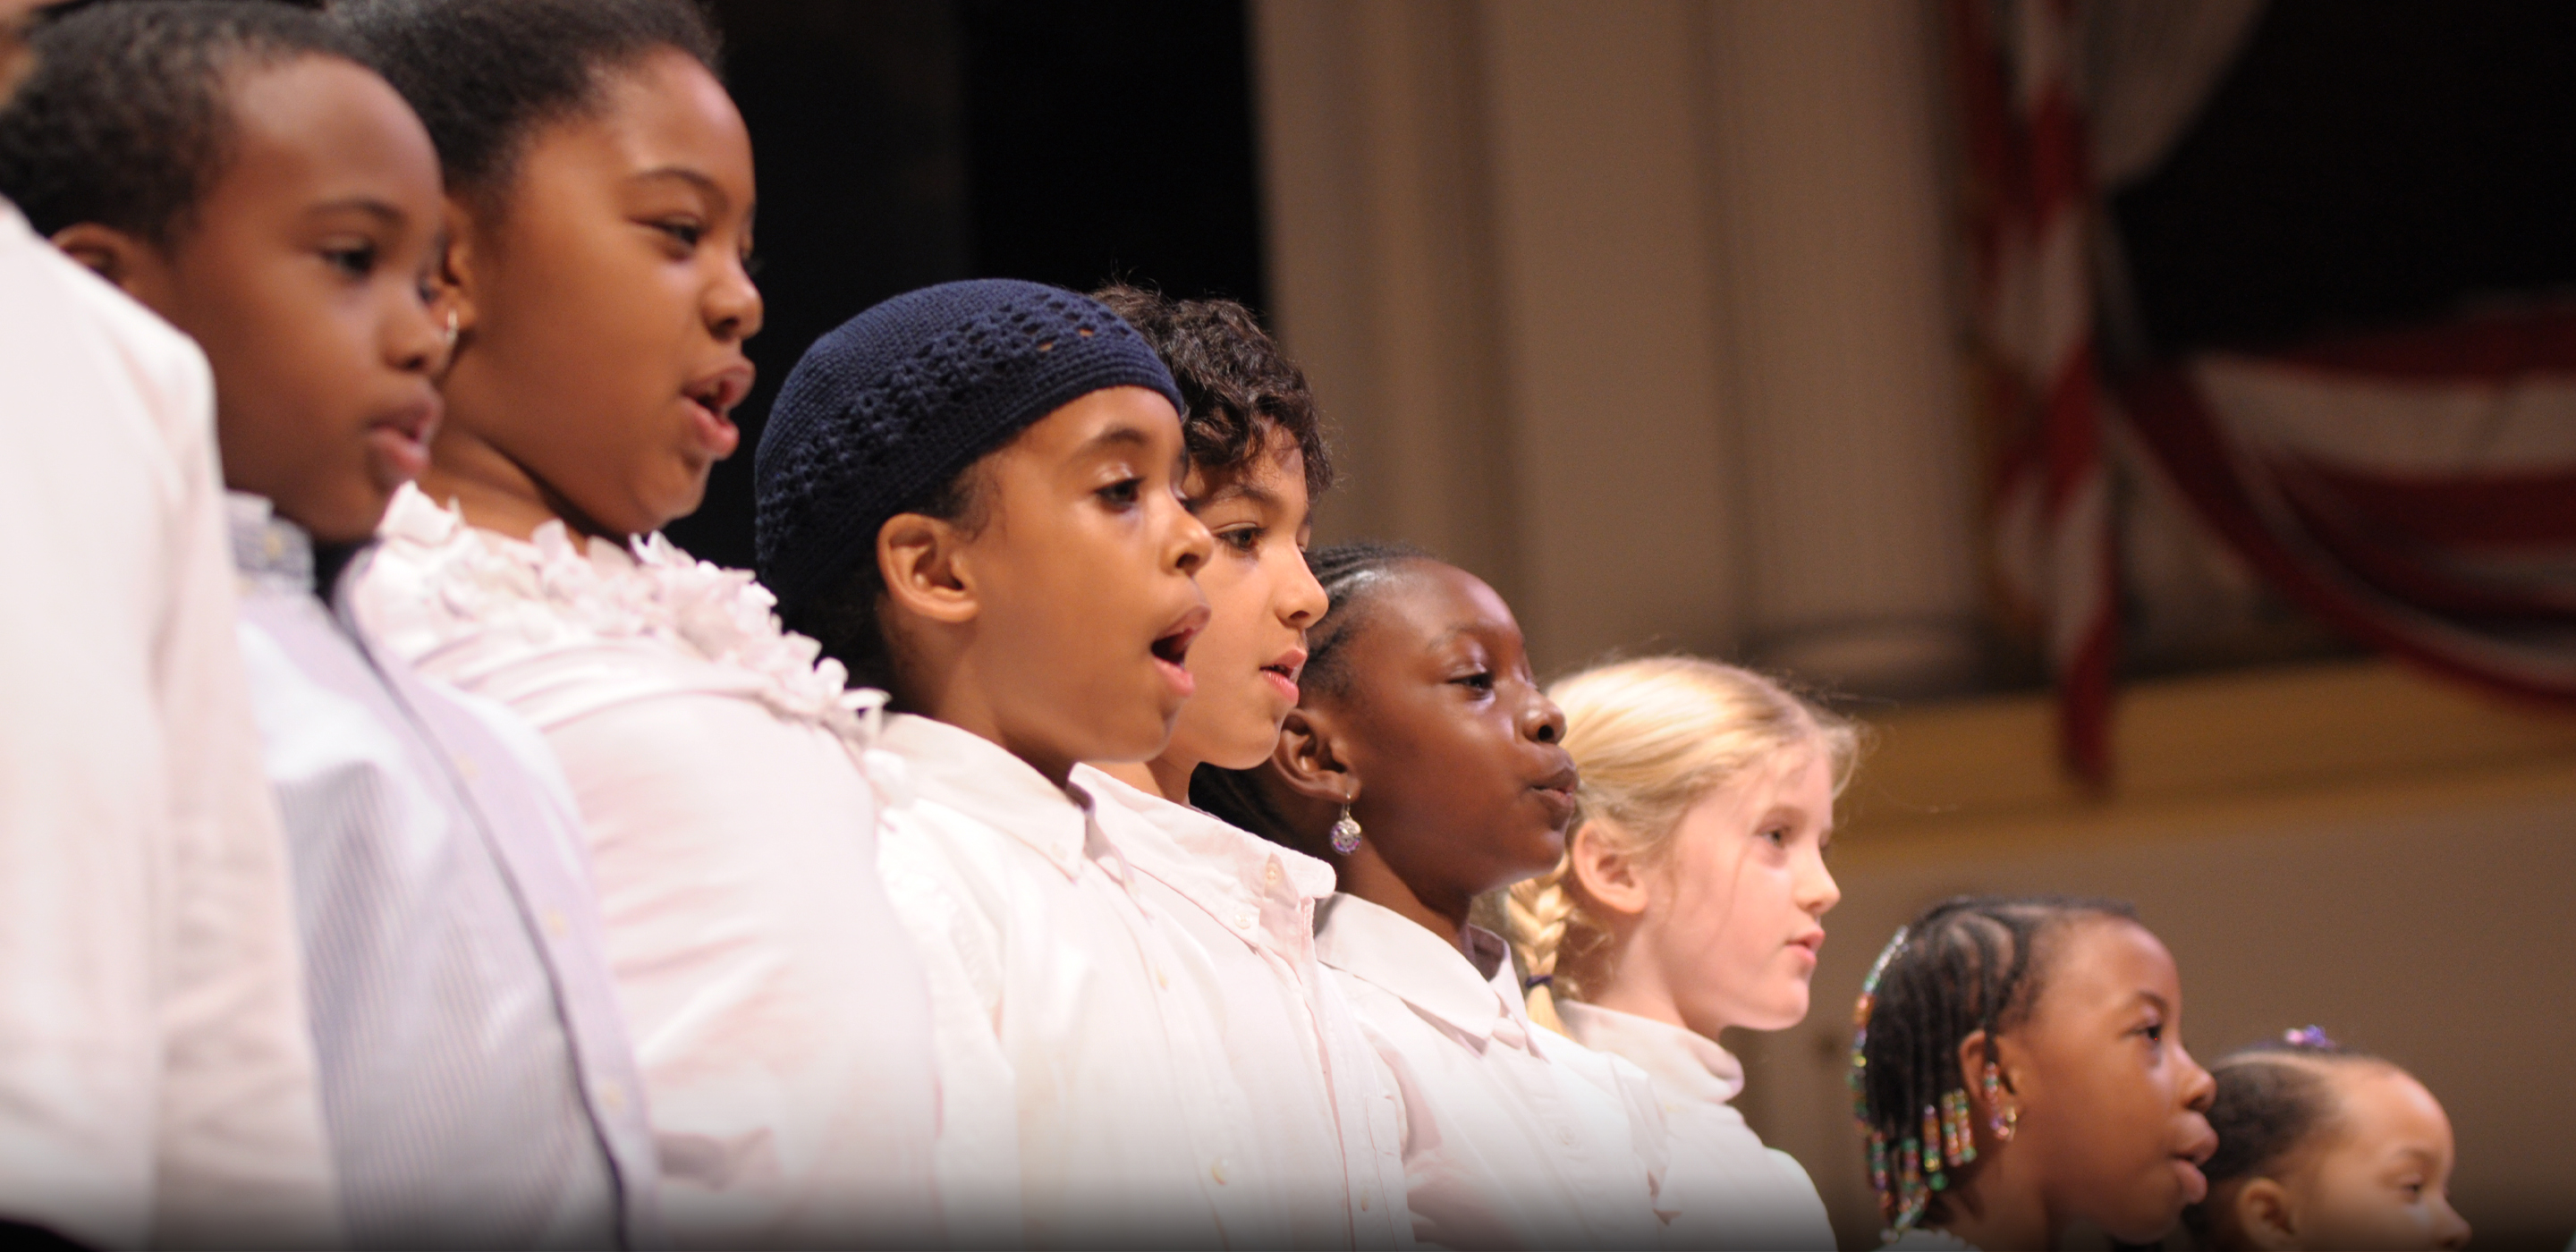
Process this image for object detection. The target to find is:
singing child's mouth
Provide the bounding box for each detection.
[1150,607,1209,698]
[1260,647,1308,701]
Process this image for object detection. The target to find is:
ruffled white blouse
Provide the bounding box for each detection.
[353,484,942,1248]
[1555,1001,1835,1249]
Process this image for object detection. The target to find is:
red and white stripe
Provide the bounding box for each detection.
[1953,0,2119,784]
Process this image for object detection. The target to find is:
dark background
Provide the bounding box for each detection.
[666,0,1267,569]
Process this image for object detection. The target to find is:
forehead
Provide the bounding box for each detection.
[572,48,752,185]
[2325,1064,2454,1149]
[1188,430,1308,502]
[1008,384,1184,461]
[1366,563,1521,648]
[2028,917,2178,1023]
[216,55,440,210]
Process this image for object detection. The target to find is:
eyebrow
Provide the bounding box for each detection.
[304,196,407,226]
[2137,991,2172,1014]
[631,165,728,207]
[1196,480,1283,510]
[1076,425,1156,457]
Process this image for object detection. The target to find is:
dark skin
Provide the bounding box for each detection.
[421,47,759,542]
[1945,918,2221,1250]
[56,55,448,545]
[877,385,1215,787]
[1256,560,1577,953]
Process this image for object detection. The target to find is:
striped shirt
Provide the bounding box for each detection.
[228,494,659,1248]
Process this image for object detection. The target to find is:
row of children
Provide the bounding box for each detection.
[0,1,2475,1248]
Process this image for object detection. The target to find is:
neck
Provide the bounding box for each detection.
[1935,1163,2055,1252]
[1340,843,1479,957]
[1090,757,1199,802]
[900,653,1076,789]
[419,420,612,544]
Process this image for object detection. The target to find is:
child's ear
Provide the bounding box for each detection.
[1272,706,1354,804]
[432,199,479,340]
[1565,819,1650,918]
[877,512,978,626]
[50,223,174,307]
[1957,1029,2029,1146]
[2233,1177,2301,1251]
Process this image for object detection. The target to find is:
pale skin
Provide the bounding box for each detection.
[1093,435,1326,800]
[1561,743,1841,1039]
[2215,1062,2470,1252]
[1939,918,2220,1251]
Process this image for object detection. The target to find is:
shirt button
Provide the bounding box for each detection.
[1233,909,1256,930]
[1262,860,1281,886]
[543,909,570,939]
[1209,1158,1230,1185]
[597,1079,626,1112]
[1360,1191,1372,1212]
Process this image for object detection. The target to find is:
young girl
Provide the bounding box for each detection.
[1851,896,2219,1250]
[335,1,938,1244]
[2184,1029,2470,1251]
[1071,287,1411,1247]
[1506,656,1853,1249]
[1197,543,1669,1250]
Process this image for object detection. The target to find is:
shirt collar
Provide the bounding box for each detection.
[226,491,316,595]
[1553,999,1745,1104]
[1315,892,1532,1045]
[1072,764,1338,944]
[881,713,1095,877]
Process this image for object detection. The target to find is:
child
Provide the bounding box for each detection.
[0,4,335,1247]
[1195,544,1670,1250]
[758,278,1322,1248]
[2184,1029,2470,1251]
[1850,896,2219,1250]
[1506,656,1853,1250]
[0,4,659,1246]
[1071,285,1412,1248]
[335,0,942,1243]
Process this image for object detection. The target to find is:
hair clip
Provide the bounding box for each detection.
[2283,1024,2336,1050]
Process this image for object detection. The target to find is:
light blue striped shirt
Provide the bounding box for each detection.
[228,494,660,1248]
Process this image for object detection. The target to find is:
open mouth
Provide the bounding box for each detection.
[1150,607,1209,698]
[1260,647,1307,699]
[681,366,753,458]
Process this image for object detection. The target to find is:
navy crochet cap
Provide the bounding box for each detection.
[754,278,1186,616]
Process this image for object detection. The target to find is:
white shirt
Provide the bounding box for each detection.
[1315,893,1669,1251]
[1072,766,1415,1249]
[1555,1001,1834,1250]
[0,202,337,1250]
[230,495,658,1248]
[878,715,1298,1248]
[353,484,941,1248]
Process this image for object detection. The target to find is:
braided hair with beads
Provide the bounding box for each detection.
[1848,894,2140,1238]
[1191,539,1429,853]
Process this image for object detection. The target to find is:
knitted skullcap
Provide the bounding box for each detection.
[754,278,1186,615]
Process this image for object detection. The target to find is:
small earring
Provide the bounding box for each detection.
[1329,802,1362,855]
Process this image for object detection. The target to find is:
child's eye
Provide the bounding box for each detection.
[2140,1021,2165,1045]
[655,219,706,249]
[322,242,377,278]
[1097,477,1143,508]
[1217,525,1263,554]
[1451,670,1495,693]
[1761,825,1790,847]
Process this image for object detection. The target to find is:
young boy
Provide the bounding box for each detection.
[1070,286,1413,1248]
[757,279,1304,1247]
[0,3,335,1247]
[0,5,657,1246]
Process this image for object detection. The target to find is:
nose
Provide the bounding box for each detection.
[1523,689,1568,745]
[707,250,764,343]
[1166,495,1214,578]
[1798,850,1842,917]
[2432,1194,2471,1249]
[1281,545,1327,630]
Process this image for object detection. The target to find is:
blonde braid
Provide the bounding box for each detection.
[1504,865,1582,1034]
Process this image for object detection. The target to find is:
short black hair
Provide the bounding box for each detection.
[0,1,370,243]
[1089,283,1335,500]
[335,0,720,204]
[1191,539,1433,850]
[2182,1032,2385,1243]
[1850,894,2142,1235]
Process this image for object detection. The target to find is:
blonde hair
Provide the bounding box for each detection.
[1507,656,1861,1031]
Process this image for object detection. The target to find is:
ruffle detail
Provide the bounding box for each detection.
[377,486,885,745]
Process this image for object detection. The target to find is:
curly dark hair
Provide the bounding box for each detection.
[1089,283,1334,500]
[1851,894,2142,1235]
[335,0,720,204]
[0,1,370,243]
[1191,539,1431,851]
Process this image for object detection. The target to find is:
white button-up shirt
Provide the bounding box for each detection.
[231,495,658,1248]
[1555,1002,1834,1250]
[1316,894,1669,1250]
[1072,766,1415,1249]
[354,485,940,1248]
[880,717,1303,1248]
[0,203,336,1250]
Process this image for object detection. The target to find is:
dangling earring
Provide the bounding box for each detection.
[1329,801,1362,854]
[1980,1062,2018,1142]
